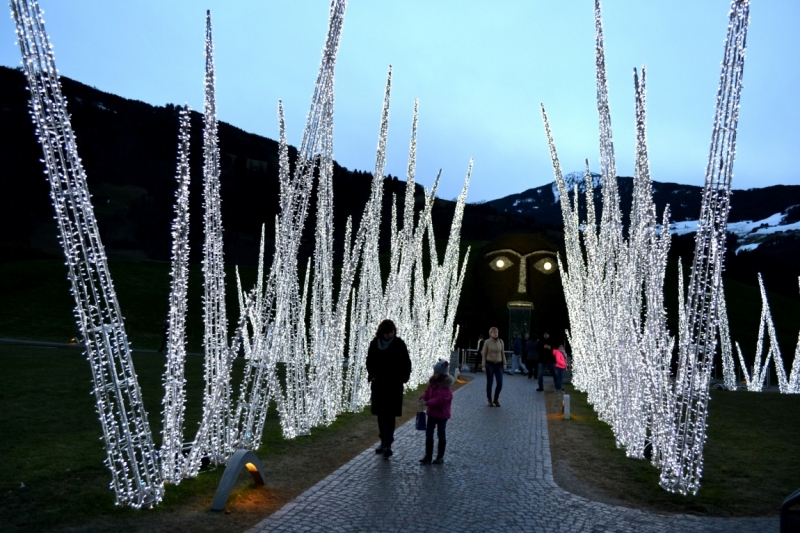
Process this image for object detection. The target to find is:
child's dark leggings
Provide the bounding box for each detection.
[426,416,447,443]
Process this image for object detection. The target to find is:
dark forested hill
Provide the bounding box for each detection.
[1,65,797,298]
[0,65,552,267]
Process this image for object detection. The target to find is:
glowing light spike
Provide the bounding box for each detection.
[757,275,790,393]
[660,0,750,495]
[735,274,789,393]
[10,0,163,507]
[190,10,234,471]
[541,0,677,481]
[717,280,737,391]
[788,277,800,394]
[235,0,347,442]
[161,104,192,484]
[593,0,622,235]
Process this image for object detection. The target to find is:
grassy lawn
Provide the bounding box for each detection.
[1,256,798,529]
[0,259,263,353]
[545,383,800,516]
[0,343,436,532]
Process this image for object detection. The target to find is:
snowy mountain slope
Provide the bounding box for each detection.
[485,177,800,230]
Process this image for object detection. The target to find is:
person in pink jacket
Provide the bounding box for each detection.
[419,359,454,465]
[553,344,568,393]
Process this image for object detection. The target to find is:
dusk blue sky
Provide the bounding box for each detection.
[2,1,798,202]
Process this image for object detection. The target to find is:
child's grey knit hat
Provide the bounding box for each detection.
[433,359,449,376]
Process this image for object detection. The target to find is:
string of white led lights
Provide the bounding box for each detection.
[660,0,750,495]
[789,277,800,393]
[185,11,235,474]
[234,0,347,442]
[10,0,163,508]
[734,273,796,393]
[541,0,674,467]
[161,104,192,484]
[15,0,471,501]
[541,0,756,495]
[716,279,738,392]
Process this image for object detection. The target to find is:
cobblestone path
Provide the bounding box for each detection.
[247,375,778,532]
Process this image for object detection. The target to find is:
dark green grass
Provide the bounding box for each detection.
[0,260,258,353]
[0,345,233,529]
[0,344,418,531]
[664,260,800,381]
[560,383,800,515]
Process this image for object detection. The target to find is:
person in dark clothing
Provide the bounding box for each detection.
[525,333,539,379]
[536,331,557,391]
[511,332,527,375]
[366,318,412,458]
[475,334,485,372]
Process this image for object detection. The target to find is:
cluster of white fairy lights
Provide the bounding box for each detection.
[542,0,753,496]
[160,104,192,484]
[13,0,470,505]
[10,0,163,507]
[734,274,800,394]
[659,0,750,495]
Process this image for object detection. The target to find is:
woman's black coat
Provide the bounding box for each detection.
[365,337,412,416]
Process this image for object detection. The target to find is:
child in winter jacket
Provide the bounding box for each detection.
[419,359,454,464]
[553,345,568,392]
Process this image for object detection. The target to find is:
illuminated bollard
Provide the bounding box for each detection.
[562,394,570,420]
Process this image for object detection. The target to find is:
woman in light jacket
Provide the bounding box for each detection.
[481,327,507,407]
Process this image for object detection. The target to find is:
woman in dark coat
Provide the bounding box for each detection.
[366,319,412,458]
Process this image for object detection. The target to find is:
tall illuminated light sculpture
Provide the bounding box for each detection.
[344,68,392,411]
[790,277,800,394]
[660,0,750,495]
[735,274,794,394]
[268,0,345,438]
[716,280,738,392]
[10,0,163,507]
[542,0,674,465]
[235,0,348,442]
[343,72,471,409]
[161,105,192,483]
[185,11,235,474]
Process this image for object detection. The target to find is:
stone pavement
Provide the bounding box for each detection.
[247,374,778,533]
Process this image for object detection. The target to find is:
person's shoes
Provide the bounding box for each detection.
[487,398,494,407]
[536,388,543,392]
[527,375,532,379]
[432,441,446,464]
[493,399,501,407]
[420,440,433,464]
[383,447,393,458]
[375,443,385,454]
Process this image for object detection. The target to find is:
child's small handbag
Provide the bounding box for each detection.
[415,410,427,431]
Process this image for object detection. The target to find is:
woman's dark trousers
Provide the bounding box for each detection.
[526,358,538,378]
[538,363,557,390]
[485,361,504,400]
[377,414,396,447]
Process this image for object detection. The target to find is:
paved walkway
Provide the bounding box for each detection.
[247,374,778,533]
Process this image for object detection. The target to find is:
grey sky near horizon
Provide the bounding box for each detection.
[1,1,798,203]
